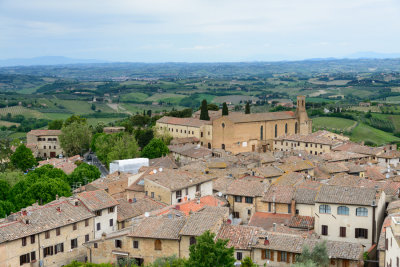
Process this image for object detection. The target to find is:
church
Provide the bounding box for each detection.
[156,96,312,154]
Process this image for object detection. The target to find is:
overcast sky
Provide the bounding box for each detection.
[0,0,399,62]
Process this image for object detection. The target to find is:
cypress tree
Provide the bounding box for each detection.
[222,102,229,116]
[200,99,210,121]
[245,101,250,114]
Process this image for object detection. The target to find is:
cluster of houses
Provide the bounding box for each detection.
[2,96,400,266]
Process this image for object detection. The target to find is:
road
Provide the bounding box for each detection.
[84,152,109,178]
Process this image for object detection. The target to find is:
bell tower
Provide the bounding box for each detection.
[295,95,312,135]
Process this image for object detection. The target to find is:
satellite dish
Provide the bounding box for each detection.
[144,212,150,217]
[159,167,163,172]
[153,169,157,174]
[218,192,222,197]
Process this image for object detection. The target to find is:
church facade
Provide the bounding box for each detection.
[156,96,312,154]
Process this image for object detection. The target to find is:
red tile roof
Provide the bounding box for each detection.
[248,212,291,230]
[27,129,62,136]
[78,189,119,212]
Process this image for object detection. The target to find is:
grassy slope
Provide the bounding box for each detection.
[350,123,400,145]
[312,117,356,130]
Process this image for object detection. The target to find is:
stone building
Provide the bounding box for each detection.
[0,198,95,267]
[26,129,64,158]
[384,215,400,267]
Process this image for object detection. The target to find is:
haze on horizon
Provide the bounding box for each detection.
[0,0,399,63]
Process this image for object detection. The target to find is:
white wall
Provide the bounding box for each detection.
[385,218,400,267]
[296,203,315,217]
[170,180,213,205]
[94,206,118,239]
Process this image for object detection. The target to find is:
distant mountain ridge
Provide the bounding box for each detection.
[0,56,108,67]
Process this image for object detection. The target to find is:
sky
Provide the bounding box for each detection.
[0,0,399,62]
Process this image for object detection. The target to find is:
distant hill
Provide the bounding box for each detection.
[346,51,400,59]
[0,56,108,67]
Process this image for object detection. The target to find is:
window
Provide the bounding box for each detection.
[190,236,197,245]
[108,207,114,213]
[121,221,125,229]
[321,225,328,236]
[248,209,251,215]
[94,243,98,249]
[275,124,278,138]
[45,231,50,239]
[340,227,346,237]
[95,210,102,216]
[97,223,101,231]
[337,206,349,215]
[268,202,272,212]
[155,239,162,250]
[133,240,139,249]
[31,251,36,262]
[85,219,89,227]
[56,227,61,235]
[319,205,331,214]
[43,246,53,257]
[22,237,26,246]
[201,132,203,137]
[245,197,253,204]
[288,204,292,214]
[115,240,122,248]
[151,192,155,198]
[233,212,240,218]
[176,190,182,200]
[356,207,368,217]
[85,234,89,242]
[355,228,368,239]
[110,219,113,227]
[20,253,31,265]
[237,252,243,261]
[44,146,46,149]
[280,251,288,262]
[71,238,78,249]
[260,125,263,140]
[196,184,201,192]
[295,122,298,134]
[285,123,288,134]
[234,196,242,202]
[73,223,77,230]
[262,249,272,260]
[145,191,148,196]
[185,188,189,195]
[54,243,64,254]
[30,235,35,244]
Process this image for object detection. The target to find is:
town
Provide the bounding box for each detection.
[1,95,399,267]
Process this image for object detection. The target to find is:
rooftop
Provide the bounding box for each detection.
[219,111,295,124]
[225,179,265,197]
[217,224,263,250]
[315,185,377,206]
[77,189,119,212]
[129,216,186,240]
[157,116,211,127]
[27,129,62,136]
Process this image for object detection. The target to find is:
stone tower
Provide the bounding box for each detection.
[295,95,312,135]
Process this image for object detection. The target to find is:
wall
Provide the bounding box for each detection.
[26,133,64,158]
[296,203,315,217]
[144,179,172,205]
[274,140,332,155]
[94,206,118,239]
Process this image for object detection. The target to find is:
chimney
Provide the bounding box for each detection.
[22,209,27,216]
[273,223,276,232]
[128,199,133,203]
[74,201,79,206]
[291,199,296,216]
[56,206,61,212]
[175,205,180,210]
[56,194,59,200]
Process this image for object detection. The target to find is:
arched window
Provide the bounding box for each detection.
[337,206,349,215]
[208,143,211,149]
[295,122,298,134]
[222,123,225,128]
[319,205,331,214]
[285,123,288,134]
[222,144,225,150]
[356,207,368,217]
[190,236,196,246]
[274,124,278,138]
[260,125,263,140]
[154,239,162,250]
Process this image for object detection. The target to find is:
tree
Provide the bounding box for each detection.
[0,139,12,171]
[91,103,96,111]
[60,121,92,156]
[94,133,140,166]
[0,180,11,200]
[222,102,229,116]
[0,200,14,218]
[68,163,101,186]
[185,231,235,267]
[241,257,257,267]
[0,171,24,187]
[64,115,87,127]
[150,255,186,267]
[200,99,210,121]
[207,103,219,111]
[134,128,154,148]
[48,119,64,130]
[245,101,250,114]
[10,144,37,171]
[295,241,329,267]
[154,126,173,145]
[141,138,169,159]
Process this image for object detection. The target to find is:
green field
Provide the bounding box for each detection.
[146,93,186,104]
[120,92,149,102]
[350,123,400,145]
[312,117,356,131]
[0,106,44,118]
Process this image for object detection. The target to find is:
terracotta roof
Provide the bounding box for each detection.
[221,111,295,124]
[149,156,178,169]
[225,179,265,197]
[180,211,225,236]
[378,150,400,159]
[38,155,82,174]
[322,151,368,162]
[294,181,321,204]
[287,215,314,229]
[157,116,211,127]
[327,173,363,187]
[252,231,363,260]
[78,189,119,211]
[273,172,305,186]
[216,224,263,250]
[175,195,227,216]
[170,137,200,145]
[318,162,349,174]
[0,198,94,243]
[27,129,62,136]
[144,168,213,192]
[262,185,295,204]
[253,166,283,178]
[378,215,394,250]
[315,185,377,206]
[365,166,386,181]
[333,142,383,156]
[169,144,212,159]
[117,197,166,222]
[275,160,314,173]
[129,216,186,240]
[277,131,343,146]
[213,177,235,194]
[248,212,291,230]
[387,200,400,212]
